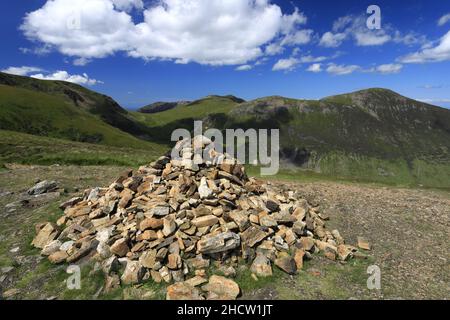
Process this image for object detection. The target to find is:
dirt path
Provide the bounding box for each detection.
[1,166,449,300]
[261,180,450,300]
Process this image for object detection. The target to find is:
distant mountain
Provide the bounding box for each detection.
[203,88,450,187]
[131,95,245,143]
[138,101,191,114]
[0,72,157,149]
[137,95,244,114]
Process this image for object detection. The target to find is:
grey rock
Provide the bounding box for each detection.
[197,232,240,254]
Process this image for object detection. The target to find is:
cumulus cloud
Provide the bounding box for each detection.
[372,63,403,74]
[307,63,322,73]
[299,55,328,63]
[272,57,299,71]
[30,70,102,85]
[235,64,252,71]
[438,13,450,26]
[326,63,360,75]
[73,57,92,66]
[280,29,313,46]
[399,31,450,63]
[319,32,347,47]
[2,66,101,85]
[265,42,284,55]
[319,14,426,48]
[1,66,43,76]
[21,0,308,66]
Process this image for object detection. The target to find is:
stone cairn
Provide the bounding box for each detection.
[32,136,358,300]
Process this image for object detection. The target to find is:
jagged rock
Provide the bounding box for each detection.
[274,253,297,274]
[192,215,219,228]
[41,240,62,256]
[337,244,352,261]
[265,199,280,212]
[202,275,240,300]
[299,236,315,251]
[184,275,208,287]
[102,256,119,274]
[240,226,267,247]
[32,223,59,249]
[163,217,177,237]
[151,206,170,217]
[140,218,163,231]
[197,232,240,254]
[259,215,277,227]
[59,197,82,210]
[27,180,57,195]
[166,282,203,300]
[167,253,182,269]
[121,260,145,285]
[229,211,250,231]
[48,251,68,264]
[139,249,157,269]
[293,249,305,270]
[198,177,213,199]
[357,237,371,250]
[251,254,272,277]
[110,238,129,257]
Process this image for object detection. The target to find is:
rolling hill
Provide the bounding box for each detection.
[0,72,158,148]
[205,89,450,187]
[131,95,245,143]
[1,71,449,187]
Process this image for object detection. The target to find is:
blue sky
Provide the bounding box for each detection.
[1,0,450,109]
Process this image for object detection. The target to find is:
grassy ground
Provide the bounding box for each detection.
[245,154,450,191]
[131,96,239,128]
[1,165,448,300]
[0,85,155,149]
[0,130,166,167]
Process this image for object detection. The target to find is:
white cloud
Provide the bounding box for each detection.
[272,57,299,71]
[354,32,391,46]
[319,32,347,47]
[21,0,308,66]
[265,42,284,55]
[299,55,327,63]
[400,30,450,63]
[373,63,403,74]
[1,66,43,76]
[30,70,102,85]
[281,29,313,46]
[307,63,322,73]
[326,63,360,75]
[438,13,450,26]
[73,57,92,66]
[235,64,252,71]
[320,14,425,48]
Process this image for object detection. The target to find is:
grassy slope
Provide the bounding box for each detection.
[210,90,450,188]
[0,72,154,141]
[130,95,241,144]
[0,130,165,167]
[0,85,168,152]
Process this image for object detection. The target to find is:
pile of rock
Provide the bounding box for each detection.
[32,136,359,300]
